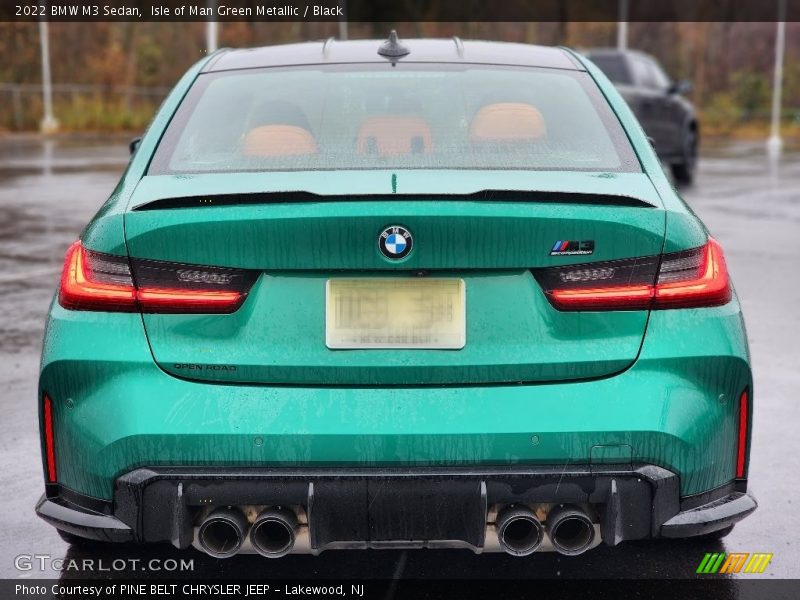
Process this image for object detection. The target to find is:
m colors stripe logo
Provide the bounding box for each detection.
[550,240,595,256]
[696,552,773,574]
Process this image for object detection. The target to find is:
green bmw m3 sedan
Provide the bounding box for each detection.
[36,34,756,558]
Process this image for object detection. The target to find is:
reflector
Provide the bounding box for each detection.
[43,394,56,483]
[736,389,749,479]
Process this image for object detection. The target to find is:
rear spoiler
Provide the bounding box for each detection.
[132,190,657,211]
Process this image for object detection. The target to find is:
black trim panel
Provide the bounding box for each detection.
[35,466,756,548]
[35,494,133,543]
[133,190,656,211]
[661,492,757,538]
[679,481,737,511]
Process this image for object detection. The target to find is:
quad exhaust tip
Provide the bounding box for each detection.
[496,506,544,556]
[547,504,595,556]
[250,507,298,558]
[198,507,249,559]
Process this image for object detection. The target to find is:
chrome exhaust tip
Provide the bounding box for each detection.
[547,504,595,556]
[198,507,249,559]
[496,506,544,556]
[250,507,298,558]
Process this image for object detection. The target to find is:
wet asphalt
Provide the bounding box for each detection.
[0,136,798,592]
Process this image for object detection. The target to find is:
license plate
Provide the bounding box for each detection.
[326,278,466,349]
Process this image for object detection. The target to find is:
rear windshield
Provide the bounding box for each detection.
[149,63,639,175]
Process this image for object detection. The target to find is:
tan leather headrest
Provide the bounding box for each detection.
[242,125,318,157]
[356,117,432,156]
[469,103,547,143]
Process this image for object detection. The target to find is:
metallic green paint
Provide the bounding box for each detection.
[39,45,753,512]
[124,175,672,385]
[125,183,668,384]
[40,294,749,501]
[124,195,666,270]
[141,270,650,385]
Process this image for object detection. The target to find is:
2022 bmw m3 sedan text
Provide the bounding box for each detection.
[36,35,756,558]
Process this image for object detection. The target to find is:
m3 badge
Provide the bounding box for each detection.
[550,240,595,256]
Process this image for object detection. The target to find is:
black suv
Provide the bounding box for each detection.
[585,49,698,184]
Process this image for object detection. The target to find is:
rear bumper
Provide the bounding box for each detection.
[36,465,756,551]
[39,298,753,504]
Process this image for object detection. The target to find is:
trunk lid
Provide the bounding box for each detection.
[124,170,665,385]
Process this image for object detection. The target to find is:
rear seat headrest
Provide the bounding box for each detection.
[242,125,318,157]
[469,103,547,143]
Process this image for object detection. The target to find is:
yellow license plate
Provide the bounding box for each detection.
[326,278,466,349]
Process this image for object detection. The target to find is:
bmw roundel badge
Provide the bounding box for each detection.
[378,226,413,260]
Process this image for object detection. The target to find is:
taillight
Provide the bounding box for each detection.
[653,238,731,309]
[59,241,137,311]
[58,241,257,314]
[533,238,731,311]
[535,254,660,311]
[131,256,257,313]
[42,394,57,483]
[736,389,749,479]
